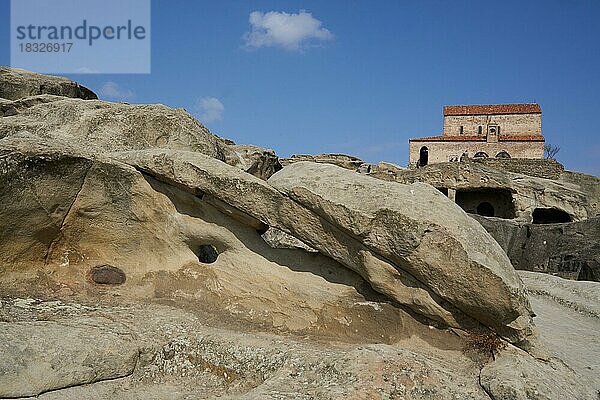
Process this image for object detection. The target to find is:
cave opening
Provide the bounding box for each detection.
[532,208,572,224]
[455,188,515,219]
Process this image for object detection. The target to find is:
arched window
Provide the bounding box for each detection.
[496,151,511,159]
[418,146,429,167]
[474,151,488,158]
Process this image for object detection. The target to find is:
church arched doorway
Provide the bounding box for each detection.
[418,146,429,167]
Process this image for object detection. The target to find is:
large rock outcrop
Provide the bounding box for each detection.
[371,160,596,222]
[0,131,536,346]
[268,162,535,345]
[0,92,288,179]
[0,67,97,101]
[0,95,231,160]
[0,134,429,343]
[473,215,600,282]
[2,68,597,399]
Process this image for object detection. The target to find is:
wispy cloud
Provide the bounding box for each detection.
[74,67,99,74]
[243,10,333,52]
[98,82,135,101]
[195,97,224,123]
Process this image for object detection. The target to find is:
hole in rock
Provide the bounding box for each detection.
[532,208,572,224]
[89,265,126,285]
[195,244,219,263]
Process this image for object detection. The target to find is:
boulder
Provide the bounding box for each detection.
[0,96,232,161]
[225,144,282,180]
[281,153,367,171]
[0,67,97,100]
[268,162,536,345]
[107,149,536,345]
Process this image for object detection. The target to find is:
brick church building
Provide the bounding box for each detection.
[409,103,545,167]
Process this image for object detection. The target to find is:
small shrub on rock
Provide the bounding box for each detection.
[463,331,506,359]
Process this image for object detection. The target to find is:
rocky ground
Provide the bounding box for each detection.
[1,271,598,399]
[1,67,599,399]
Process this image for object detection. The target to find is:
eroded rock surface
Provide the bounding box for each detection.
[0,68,596,399]
[225,144,282,180]
[473,215,600,281]
[269,162,536,345]
[0,67,97,101]
[0,96,231,160]
[0,317,138,398]
[371,160,596,222]
[281,153,368,171]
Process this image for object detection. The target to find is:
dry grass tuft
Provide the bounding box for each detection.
[463,331,506,358]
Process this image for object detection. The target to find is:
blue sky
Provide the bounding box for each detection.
[1,0,599,175]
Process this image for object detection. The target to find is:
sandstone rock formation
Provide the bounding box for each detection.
[370,160,597,222]
[0,95,232,160]
[473,215,600,282]
[0,68,597,399]
[269,162,535,345]
[0,67,97,101]
[1,271,596,399]
[107,148,535,345]
[281,153,368,171]
[225,144,282,180]
[0,317,139,397]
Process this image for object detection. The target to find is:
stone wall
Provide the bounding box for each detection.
[473,158,565,180]
[443,113,541,136]
[408,140,544,166]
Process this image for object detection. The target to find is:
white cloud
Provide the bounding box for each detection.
[195,97,224,123]
[99,82,135,101]
[74,67,99,74]
[243,10,333,51]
